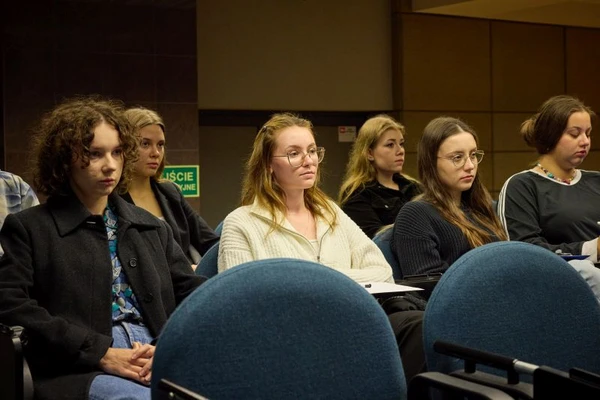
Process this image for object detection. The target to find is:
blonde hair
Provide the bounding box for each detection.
[339,114,416,205]
[241,112,337,231]
[123,107,167,181]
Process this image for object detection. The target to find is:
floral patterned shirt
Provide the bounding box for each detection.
[105,205,143,322]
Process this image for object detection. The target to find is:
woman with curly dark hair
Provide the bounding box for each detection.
[0,96,205,400]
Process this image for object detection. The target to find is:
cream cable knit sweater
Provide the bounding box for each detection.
[218,199,393,283]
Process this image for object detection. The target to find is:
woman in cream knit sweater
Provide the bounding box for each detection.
[217,113,425,382]
[217,113,392,282]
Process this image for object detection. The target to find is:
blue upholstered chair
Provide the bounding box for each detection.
[195,241,219,278]
[423,241,600,380]
[214,220,223,236]
[152,258,407,400]
[373,227,403,279]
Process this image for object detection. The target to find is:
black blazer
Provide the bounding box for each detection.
[0,192,205,400]
[122,180,219,263]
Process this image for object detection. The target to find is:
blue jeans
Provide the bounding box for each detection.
[88,322,154,400]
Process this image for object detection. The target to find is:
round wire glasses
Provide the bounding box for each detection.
[439,150,484,168]
[273,147,326,167]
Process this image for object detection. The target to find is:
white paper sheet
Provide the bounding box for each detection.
[362,282,423,295]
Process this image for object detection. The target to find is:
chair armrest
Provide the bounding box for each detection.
[0,324,34,400]
[156,379,208,400]
[396,273,442,300]
[408,372,515,400]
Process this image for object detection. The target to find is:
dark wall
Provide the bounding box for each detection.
[2,0,201,210]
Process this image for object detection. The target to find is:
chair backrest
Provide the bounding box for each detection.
[153,258,407,400]
[214,221,223,236]
[424,241,600,379]
[195,241,219,278]
[373,227,403,279]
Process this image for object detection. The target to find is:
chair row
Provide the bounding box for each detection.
[152,241,600,399]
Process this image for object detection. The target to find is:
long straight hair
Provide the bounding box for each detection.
[241,113,337,231]
[418,117,507,247]
[338,114,418,205]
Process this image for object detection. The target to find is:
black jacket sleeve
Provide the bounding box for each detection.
[0,214,112,370]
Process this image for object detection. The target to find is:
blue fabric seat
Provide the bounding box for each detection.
[214,220,223,236]
[195,241,219,278]
[424,241,600,379]
[153,258,407,399]
[373,227,403,279]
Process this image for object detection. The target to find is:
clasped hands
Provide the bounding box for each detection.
[99,342,155,385]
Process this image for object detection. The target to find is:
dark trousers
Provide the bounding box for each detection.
[388,310,426,385]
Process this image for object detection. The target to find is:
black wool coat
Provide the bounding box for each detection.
[121,180,219,262]
[0,192,206,400]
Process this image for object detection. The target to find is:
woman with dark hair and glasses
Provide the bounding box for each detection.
[218,113,427,382]
[392,117,506,277]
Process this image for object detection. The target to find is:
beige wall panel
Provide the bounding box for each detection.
[491,22,565,112]
[566,28,600,113]
[493,152,537,191]
[197,0,393,111]
[402,14,491,111]
[492,113,532,152]
[402,111,492,152]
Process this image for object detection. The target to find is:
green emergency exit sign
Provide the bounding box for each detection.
[162,165,199,197]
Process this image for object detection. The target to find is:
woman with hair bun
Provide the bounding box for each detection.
[498,95,600,260]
